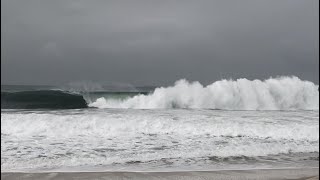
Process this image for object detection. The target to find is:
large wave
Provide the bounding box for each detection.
[89,76,319,110]
[1,90,88,109]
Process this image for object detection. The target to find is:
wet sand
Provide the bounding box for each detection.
[1,168,319,180]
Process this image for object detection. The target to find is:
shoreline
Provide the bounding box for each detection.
[2,168,319,180]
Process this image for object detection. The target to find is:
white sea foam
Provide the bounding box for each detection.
[1,109,319,171]
[1,110,319,141]
[89,76,319,110]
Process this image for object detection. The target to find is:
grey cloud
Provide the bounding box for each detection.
[1,0,319,85]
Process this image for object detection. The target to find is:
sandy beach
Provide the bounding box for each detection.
[1,168,319,180]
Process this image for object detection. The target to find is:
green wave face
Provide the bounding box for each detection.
[1,90,88,109]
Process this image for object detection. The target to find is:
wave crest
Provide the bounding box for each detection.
[89,76,319,110]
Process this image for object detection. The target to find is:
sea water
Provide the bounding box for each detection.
[1,76,319,172]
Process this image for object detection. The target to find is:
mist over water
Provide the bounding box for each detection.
[90,76,319,110]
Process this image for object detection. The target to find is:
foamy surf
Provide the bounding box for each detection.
[1,109,319,171]
[89,76,319,110]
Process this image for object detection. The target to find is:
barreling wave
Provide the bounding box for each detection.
[89,76,319,110]
[1,76,318,110]
[1,90,88,109]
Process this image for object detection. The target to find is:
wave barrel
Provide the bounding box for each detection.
[1,90,88,109]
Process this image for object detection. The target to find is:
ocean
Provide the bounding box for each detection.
[1,76,319,172]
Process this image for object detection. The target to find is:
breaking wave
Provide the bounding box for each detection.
[89,76,319,110]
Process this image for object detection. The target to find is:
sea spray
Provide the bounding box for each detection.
[89,76,319,110]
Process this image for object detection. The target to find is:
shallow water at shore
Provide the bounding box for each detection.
[1,109,318,172]
[2,168,319,180]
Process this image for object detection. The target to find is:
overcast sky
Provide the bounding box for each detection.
[1,0,319,86]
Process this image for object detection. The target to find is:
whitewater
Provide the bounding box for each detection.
[89,76,319,110]
[1,76,319,172]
